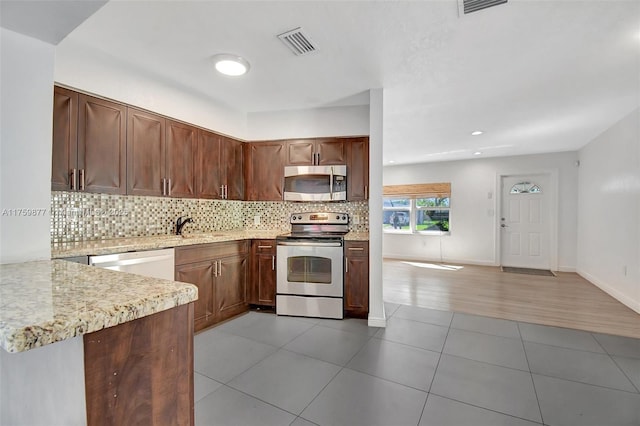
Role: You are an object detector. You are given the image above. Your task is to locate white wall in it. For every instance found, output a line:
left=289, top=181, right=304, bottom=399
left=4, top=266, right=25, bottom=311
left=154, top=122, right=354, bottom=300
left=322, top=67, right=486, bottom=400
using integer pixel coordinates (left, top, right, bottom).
left=54, top=38, right=248, bottom=139
left=368, top=89, right=385, bottom=327
left=577, top=108, right=640, bottom=313
left=383, top=151, right=579, bottom=270
left=0, top=29, right=54, bottom=263
left=246, top=105, right=370, bottom=140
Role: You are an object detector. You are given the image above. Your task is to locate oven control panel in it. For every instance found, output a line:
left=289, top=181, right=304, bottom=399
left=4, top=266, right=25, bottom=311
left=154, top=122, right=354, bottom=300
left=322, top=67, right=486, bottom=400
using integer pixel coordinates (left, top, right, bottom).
left=290, top=212, right=349, bottom=225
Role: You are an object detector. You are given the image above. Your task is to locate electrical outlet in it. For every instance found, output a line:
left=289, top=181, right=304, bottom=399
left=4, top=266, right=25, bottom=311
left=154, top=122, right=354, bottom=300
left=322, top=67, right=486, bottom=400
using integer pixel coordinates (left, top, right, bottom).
left=254, top=215, right=260, bottom=226
left=353, top=215, right=360, bottom=224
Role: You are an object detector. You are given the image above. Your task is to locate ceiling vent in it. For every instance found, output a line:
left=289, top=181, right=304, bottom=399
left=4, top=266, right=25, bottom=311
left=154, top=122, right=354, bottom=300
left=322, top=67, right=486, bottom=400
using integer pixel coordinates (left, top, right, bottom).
left=277, top=27, right=317, bottom=56
left=458, top=0, right=507, bottom=15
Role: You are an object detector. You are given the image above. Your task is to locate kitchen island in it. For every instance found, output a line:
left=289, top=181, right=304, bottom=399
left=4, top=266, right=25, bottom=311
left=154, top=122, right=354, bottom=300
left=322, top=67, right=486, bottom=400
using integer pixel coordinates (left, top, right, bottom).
left=0, top=260, right=198, bottom=425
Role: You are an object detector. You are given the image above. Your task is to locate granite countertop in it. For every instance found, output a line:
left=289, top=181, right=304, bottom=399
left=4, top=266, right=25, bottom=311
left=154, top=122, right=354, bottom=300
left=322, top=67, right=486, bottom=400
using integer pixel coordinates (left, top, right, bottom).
left=0, top=260, right=198, bottom=353
left=52, top=229, right=369, bottom=258
left=344, top=231, right=369, bottom=241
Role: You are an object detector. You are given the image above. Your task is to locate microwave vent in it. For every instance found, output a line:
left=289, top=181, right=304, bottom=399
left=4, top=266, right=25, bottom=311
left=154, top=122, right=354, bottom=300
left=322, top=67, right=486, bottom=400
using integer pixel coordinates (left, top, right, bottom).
left=277, top=27, right=317, bottom=56
left=458, top=0, right=507, bottom=15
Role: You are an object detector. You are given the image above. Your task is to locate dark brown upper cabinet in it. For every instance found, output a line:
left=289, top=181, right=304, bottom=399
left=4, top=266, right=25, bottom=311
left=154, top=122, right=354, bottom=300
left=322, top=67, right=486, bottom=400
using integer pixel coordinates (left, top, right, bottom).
left=126, top=108, right=196, bottom=198
left=52, top=86, right=78, bottom=191
left=286, top=138, right=346, bottom=166
left=197, top=130, right=244, bottom=200
left=166, top=120, right=197, bottom=198
left=126, top=108, right=165, bottom=196
left=244, top=142, right=286, bottom=201
left=52, top=87, right=126, bottom=194
left=346, top=137, right=369, bottom=201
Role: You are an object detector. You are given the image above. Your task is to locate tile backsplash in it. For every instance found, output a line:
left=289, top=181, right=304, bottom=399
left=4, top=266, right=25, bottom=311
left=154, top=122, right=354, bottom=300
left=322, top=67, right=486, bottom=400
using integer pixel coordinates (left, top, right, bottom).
left=51, top=192, right=369, bottom=243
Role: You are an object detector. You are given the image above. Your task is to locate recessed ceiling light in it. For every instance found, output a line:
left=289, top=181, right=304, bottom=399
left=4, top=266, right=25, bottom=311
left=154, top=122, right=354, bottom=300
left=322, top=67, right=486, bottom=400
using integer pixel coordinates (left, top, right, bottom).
left=213, top=54, right=250, bottom=76
left=473, top=151, right=482, bottom=156
left=388, top=160, right=396, bottom=163
left=471, top=131, right=484, bottom=136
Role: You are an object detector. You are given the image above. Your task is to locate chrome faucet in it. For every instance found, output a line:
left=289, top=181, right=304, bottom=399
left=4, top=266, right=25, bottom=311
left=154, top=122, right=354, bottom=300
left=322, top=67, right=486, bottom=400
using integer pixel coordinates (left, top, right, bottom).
left=176, top=216, right=193, bottom=235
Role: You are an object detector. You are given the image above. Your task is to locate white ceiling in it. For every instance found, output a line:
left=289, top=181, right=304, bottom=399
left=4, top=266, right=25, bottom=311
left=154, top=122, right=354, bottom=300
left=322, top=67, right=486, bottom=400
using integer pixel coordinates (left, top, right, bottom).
left=7, top=0, right=640, bottom=165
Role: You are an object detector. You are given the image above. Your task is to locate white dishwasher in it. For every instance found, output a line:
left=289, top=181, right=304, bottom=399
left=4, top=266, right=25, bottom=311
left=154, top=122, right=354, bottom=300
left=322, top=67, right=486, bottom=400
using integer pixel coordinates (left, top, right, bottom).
left=89, top=248, right=175, bottom=280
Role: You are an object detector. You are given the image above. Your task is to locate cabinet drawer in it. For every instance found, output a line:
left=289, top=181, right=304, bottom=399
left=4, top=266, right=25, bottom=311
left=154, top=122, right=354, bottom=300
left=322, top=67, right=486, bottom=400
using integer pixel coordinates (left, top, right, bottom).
left=253, top=240, right=276, bottom=253
left=175, top=240, right=248, bottom=265
left=345, top=241, right=368, bottom=256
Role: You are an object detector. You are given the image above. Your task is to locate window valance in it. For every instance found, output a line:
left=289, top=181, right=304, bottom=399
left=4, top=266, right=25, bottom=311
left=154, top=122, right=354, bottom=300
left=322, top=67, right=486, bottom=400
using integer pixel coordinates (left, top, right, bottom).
left=383, top=183, right=451, bottom=198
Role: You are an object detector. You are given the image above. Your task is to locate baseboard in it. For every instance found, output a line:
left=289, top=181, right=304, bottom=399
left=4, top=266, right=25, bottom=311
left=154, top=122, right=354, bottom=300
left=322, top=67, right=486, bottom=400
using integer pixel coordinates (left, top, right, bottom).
left=558, top=266, right=576, bottom=273
left=578, top=270, right=640, bottom=314
left=383, top=254, right=497, bottom=267
left=367, top=315, right=387, bottom=328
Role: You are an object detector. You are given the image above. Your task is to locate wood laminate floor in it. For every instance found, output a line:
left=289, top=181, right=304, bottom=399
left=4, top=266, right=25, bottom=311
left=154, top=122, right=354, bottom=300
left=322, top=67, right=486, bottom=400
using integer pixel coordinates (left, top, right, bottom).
left=383, top=258, right=640, bottom=339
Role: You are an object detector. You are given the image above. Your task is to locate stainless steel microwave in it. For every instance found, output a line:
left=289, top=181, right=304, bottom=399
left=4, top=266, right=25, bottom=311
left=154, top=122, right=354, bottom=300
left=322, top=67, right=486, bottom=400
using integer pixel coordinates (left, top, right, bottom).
left=283, top=165, right=347, bottom=201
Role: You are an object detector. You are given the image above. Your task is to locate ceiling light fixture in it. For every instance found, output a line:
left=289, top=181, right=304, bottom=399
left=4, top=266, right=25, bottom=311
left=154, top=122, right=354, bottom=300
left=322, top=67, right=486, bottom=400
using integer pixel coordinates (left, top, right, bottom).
left=473, top=151, right=482, bottom=156
left=213, top=54, right=250, bottom=76
left=388, top=160, right=396, bottom=164
left=471, top=130, right=484, bottom=136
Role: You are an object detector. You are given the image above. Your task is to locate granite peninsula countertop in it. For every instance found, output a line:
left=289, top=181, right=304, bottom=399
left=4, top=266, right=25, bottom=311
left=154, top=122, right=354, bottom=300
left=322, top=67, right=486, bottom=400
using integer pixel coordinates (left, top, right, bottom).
left=0, top=260, right=198, bottom=353
left=52, top=229, right=369, bottom=258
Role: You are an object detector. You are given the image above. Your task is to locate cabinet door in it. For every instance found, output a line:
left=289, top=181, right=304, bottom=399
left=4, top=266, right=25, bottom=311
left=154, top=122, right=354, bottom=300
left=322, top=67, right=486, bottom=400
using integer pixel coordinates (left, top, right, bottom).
left=51, top=86, right=78, bottom=191
left=286, top=140, right=315, bottom=165
left=166, top=120, right=197, bottom=198
left=245, top=142, right=286, bottom=201
left=77, top=94, right=127, bottom=194
left=196, top=130, right=222, bottom=199
left=222, top=136, right=244, bottom=200
left=316, top=139, right=346, bottom=165
left=249, top=240, right=276, bottom=306
left=127, top=108, right=166, bottom=196
left=344, top=241, right=369, bottom=318
left=175, top=260, right=214, bottom=331
left=216, top=254, right=248, bottom=322
left=347, top=137, right=369, bottom=201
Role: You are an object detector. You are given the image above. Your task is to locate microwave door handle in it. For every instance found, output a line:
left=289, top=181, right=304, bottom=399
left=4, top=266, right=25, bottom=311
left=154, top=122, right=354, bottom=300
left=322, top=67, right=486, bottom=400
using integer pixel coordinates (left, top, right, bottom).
left=329, top=167, right=333, bottom=200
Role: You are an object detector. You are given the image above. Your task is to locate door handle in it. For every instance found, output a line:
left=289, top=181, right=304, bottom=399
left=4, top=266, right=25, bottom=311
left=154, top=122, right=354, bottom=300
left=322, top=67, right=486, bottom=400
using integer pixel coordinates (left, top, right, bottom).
left=70, top=169, right=77, bottom=190
left=501, top=224, right=508, bottom=228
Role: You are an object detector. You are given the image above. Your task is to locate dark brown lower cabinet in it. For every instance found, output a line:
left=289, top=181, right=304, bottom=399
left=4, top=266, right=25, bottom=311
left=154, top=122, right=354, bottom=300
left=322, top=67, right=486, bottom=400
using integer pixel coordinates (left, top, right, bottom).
left=249, top=240, right=276, bottom=307
left=344, top=241, right=369, bottom=318
left=84, top=303, right=194, bottom=426
left=175, top=241, right=249, bottom=332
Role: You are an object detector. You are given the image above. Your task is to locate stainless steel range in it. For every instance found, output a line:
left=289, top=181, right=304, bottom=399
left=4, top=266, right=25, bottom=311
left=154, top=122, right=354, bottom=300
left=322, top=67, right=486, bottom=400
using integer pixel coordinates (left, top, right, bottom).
left=276, top=212, right=349, bottom=319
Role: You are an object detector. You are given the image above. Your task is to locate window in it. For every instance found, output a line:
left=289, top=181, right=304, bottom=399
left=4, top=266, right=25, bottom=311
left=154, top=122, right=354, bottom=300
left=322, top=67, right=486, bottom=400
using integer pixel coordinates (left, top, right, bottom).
left=510, top=182, right=541, bottom=194
left=383, top=183, right=451, bottom=235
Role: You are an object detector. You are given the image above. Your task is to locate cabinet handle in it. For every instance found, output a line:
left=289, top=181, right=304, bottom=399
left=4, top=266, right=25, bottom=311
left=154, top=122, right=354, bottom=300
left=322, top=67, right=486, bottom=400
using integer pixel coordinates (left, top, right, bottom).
left=258, top=245, right=272, bottom=249
left=167, top=178, right=172, bottom=196
left=365, top=185, right=368, bottom=199
left=272, top=255, right=275, bottom=270
left=348, top=247, right=364, bottom=251
left=70, top=169, right=77, bottom=190
left=220, top=185, right=224, bottom=199
left=345, top=258, right=348, bottom=273
left=161, top=178, right=166, bottom=196
left=79, top=169, right=85, bottom=191
left=218, top=260, right=222, bottom=277
left=224, top=184, right=228, bottom=199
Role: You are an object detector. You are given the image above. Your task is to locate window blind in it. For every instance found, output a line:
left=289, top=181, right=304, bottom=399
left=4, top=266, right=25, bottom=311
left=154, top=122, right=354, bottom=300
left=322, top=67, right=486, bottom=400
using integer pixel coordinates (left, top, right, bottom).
left=383, top=183, right=451, bottom=198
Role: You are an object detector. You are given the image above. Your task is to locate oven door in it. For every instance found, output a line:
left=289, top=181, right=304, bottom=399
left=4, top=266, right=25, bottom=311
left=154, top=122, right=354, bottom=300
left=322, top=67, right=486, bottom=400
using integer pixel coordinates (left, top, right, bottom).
left=276, top=240, right=343, bottom=297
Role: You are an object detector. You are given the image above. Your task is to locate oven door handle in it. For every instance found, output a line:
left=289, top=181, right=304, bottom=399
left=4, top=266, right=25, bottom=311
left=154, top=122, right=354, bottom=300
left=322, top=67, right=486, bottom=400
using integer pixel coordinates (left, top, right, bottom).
left=277, top=241, right=342, bottom=247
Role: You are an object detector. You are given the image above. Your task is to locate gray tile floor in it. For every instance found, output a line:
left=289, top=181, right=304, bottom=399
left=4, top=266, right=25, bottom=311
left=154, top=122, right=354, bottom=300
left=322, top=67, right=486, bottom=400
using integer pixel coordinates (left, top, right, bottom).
left=194, top=303, right=640, bottom=426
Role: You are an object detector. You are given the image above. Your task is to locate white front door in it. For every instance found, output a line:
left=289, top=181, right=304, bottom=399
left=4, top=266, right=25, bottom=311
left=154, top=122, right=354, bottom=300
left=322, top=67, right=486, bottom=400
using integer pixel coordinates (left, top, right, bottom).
left=500, top=174, right=551, bottom=269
